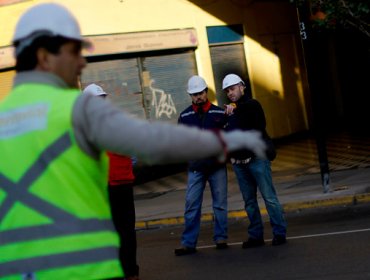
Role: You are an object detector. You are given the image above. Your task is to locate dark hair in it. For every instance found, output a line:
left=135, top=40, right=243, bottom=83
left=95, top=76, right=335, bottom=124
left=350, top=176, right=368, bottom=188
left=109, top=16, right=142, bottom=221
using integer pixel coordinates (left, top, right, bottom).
left=14, top=35, right=72, bottom=72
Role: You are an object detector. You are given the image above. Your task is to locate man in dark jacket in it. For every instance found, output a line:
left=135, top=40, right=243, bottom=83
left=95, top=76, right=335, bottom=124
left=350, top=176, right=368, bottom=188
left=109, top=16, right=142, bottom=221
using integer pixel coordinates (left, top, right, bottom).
left=175, top=75, right=228, bottom=256
left=223, top=74, right=287, bottom=248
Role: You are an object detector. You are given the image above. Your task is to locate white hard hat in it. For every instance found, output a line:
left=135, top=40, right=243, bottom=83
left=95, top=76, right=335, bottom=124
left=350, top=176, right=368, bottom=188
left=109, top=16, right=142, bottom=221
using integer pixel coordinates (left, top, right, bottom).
left=83, top=84, right=108, bottom=96
left=13, top=3, right=90, bottom=55
left=187, top=75, right=208, bottom=94
left=222, top=74, right=245, bottom=90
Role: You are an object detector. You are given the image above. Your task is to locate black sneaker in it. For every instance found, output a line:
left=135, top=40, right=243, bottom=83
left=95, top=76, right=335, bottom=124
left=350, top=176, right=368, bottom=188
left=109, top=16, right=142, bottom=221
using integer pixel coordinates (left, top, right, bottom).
left=272, top=235, right=287, bottom=246
left=174, top=246, right=197, bottom=256
left=242, top=238, right=265, bottom=249
left=215, top=241, right=228, bottom=250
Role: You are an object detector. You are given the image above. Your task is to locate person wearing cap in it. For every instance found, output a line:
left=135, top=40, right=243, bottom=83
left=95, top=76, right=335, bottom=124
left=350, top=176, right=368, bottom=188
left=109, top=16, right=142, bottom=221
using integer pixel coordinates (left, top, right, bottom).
left=83, top=84, right=140, bottom=280
left=0, top=3, right=267, bottom=279
left=174, top=75, right=229, bottom=256
left=222, top=74, right=287, bottom=248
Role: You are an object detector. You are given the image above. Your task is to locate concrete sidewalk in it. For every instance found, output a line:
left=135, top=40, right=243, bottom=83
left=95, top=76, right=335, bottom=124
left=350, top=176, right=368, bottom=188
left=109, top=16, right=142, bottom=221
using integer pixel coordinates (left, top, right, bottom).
left=133, top=165, right=370, bottom=230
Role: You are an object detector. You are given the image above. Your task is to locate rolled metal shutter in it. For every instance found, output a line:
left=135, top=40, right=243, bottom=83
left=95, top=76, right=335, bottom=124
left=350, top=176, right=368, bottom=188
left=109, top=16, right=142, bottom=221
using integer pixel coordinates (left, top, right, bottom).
left=80, top=59, right=145, bottom=119
left=140, top=51, right=197, bottom=123
left=209, top=43, right=251, bottom=106
left=80, top=50, right=197, bottom=123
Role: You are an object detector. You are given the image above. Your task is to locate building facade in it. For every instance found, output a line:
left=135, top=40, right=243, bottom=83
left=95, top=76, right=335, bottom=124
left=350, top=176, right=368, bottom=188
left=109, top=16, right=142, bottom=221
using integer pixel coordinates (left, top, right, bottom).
left=0, top=0, right=311, bottom=138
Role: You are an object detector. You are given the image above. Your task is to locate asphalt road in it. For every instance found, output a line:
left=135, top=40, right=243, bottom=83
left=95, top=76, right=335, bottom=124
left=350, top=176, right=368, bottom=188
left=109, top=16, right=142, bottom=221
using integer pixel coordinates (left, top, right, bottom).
left=136, top=204, right=370, bottom=280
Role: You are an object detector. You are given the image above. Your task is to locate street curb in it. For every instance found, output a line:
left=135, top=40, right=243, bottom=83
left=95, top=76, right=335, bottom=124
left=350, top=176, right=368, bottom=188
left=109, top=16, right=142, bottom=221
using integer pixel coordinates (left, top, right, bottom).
left=135, top=192, right=370, bottom=230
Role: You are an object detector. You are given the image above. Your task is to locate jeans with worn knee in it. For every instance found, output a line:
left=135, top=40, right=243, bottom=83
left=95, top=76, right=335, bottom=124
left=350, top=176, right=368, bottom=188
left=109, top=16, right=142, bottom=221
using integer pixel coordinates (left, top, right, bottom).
left=232, top=159, right=286, bottom=239
left=181, top=166, right=228, bottom=248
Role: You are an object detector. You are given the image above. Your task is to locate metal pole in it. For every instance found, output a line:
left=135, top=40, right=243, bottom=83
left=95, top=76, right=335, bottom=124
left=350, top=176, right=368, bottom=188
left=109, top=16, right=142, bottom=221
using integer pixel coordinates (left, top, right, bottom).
left=294, top=0, right=331, bottom=193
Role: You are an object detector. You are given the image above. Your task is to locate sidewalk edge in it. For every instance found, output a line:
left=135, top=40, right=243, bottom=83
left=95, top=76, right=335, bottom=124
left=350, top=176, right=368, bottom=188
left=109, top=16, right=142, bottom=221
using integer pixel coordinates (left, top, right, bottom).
left=135, top=193, right=370, bottom=230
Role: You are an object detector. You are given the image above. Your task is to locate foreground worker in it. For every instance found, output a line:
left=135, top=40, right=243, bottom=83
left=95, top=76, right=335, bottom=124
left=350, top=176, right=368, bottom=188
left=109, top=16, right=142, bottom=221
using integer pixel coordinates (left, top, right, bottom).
left=0, top=3, right=266, bottom=280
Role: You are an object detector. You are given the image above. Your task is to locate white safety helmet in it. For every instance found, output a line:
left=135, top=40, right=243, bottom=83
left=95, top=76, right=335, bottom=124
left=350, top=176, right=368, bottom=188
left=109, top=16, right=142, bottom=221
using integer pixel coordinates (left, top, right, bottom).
left=222, top=74, right=245, bottom=90
left=12, top=3, right=90, bottom=56
left=187, top=75, right=208, bottom=94
left=83, top=84, right=107, bottom=97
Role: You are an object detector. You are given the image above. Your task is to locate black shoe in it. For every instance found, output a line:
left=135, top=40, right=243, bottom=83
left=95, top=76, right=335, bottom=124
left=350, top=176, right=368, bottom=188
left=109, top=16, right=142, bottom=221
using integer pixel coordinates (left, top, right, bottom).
left=174, top=246, right=197, bottom=256
left=242, top=238, right=265, bottom=249
left=272, top=235, right=287, bottom=246
left=216, top=241, right=228, bottom=250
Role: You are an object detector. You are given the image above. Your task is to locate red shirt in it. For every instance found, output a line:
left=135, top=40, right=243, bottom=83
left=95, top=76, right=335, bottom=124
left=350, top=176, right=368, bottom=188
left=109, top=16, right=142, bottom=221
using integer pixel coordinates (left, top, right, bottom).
left=107, top=152, right=135, bottom=186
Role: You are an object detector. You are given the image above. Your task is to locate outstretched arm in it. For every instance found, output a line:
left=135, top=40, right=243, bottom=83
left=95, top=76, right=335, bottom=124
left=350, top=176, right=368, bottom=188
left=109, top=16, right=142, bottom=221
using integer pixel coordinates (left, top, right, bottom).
left=73, top=94, right=266, bottom=165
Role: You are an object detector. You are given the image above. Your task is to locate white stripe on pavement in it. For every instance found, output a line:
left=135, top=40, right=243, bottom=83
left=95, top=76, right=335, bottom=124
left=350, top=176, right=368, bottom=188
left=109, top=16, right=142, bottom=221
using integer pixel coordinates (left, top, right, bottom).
left=197, top=228, right=370, bottom=249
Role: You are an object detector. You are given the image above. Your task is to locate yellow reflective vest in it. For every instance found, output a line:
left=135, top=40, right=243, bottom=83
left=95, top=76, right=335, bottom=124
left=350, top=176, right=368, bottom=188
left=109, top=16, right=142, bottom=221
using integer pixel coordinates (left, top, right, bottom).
left=0, top=83, right=124, bottom=279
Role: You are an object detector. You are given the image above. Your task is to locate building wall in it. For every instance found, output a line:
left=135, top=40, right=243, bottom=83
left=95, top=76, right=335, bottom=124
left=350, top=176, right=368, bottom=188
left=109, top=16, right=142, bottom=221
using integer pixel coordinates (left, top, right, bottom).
left=0, top=0, right=310, bottom=138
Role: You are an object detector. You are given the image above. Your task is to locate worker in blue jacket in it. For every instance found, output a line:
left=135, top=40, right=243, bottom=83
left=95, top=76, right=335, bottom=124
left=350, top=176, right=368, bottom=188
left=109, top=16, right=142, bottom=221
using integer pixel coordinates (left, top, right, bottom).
left=175, top=75, right=229, bottom=256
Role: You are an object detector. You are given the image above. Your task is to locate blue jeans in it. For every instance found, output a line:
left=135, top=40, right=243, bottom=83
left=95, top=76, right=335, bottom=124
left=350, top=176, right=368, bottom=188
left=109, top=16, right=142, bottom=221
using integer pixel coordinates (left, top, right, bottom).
left=232, top=159, right=286, bottom=239
left=181, top=167, right=228, bottom=248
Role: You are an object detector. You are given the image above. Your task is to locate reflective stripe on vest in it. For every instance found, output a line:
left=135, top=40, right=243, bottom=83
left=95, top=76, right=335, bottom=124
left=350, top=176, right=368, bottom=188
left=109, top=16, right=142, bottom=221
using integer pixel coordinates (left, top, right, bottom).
left=0, top=84, right=123, bottom=279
